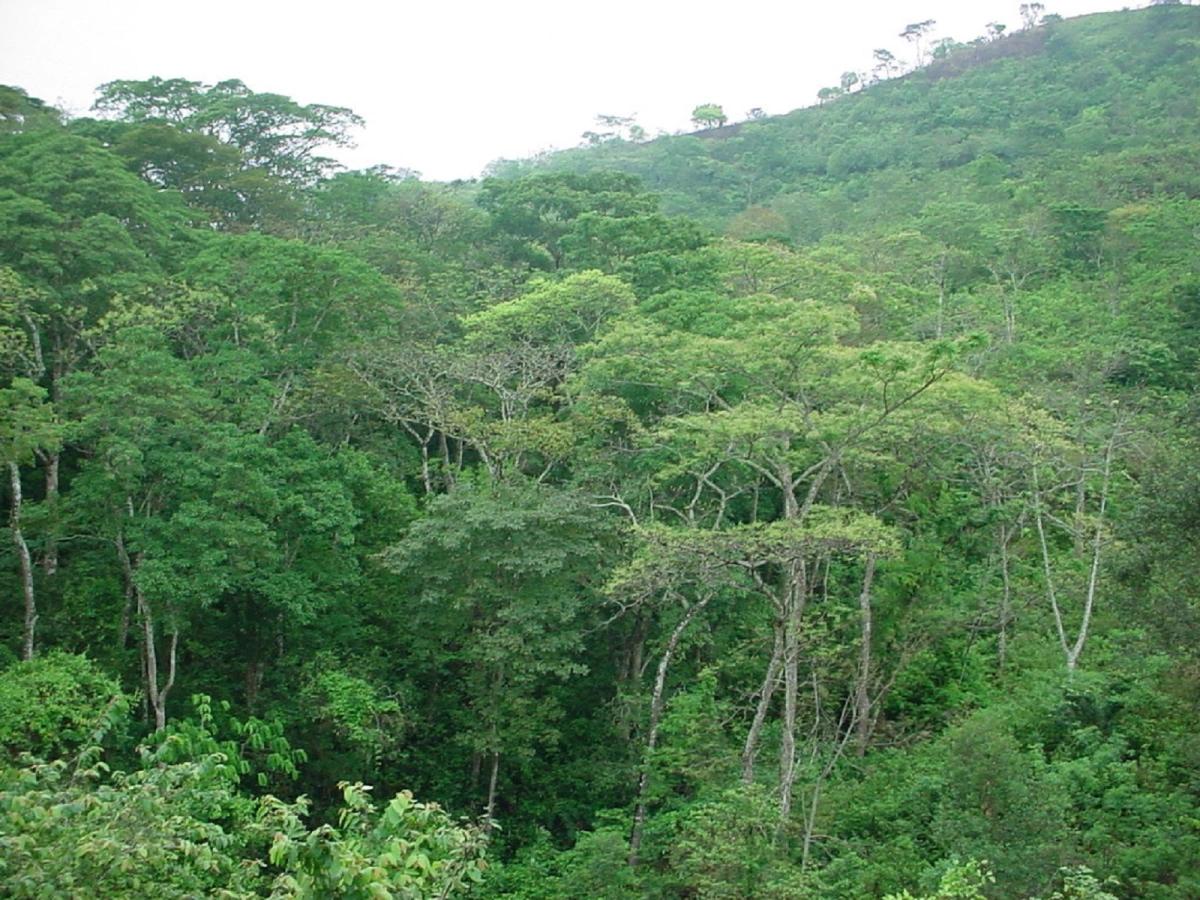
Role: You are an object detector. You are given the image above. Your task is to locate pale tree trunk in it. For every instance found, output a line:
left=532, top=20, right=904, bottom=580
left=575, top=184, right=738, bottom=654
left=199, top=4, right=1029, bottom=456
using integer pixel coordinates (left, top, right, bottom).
left=1003, top=293, right=1017, bottom=344
left=777, top=460, right=817, bottom=827
left=802, top=777, right=824, bottom=867
left=854, top=555, right=878, bottom=757
left=934, top=251, right=948, bottom=339
left=1033, top=425, right=1119, bottom=674
left=483, top=669, right=503, bottom=835
left=1033, top=465, right=1072, bottom=662
left=10, top=462, right=37, bottom=660
left=778, top=559, right=808, bottom=826
left=741, top=620, right=784, bottom=783
left=628, top=593, right=712, bottom=867
left=134, top=565, right=177, bottom=731
left=483, top=747, right=500, bottom=834
left=1067, top=430, right=1116, bottom=672
left=38, top=450, right=59, bottom=576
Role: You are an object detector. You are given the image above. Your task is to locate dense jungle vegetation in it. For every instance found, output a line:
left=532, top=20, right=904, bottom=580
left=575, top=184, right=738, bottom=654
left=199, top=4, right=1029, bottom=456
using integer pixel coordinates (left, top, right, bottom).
left=1, top=4, right=1199, bottom=897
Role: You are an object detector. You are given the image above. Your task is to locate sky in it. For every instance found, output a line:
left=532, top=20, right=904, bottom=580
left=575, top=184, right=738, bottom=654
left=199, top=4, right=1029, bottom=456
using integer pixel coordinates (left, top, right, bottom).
left=1, top=0, right=1134, bottom=181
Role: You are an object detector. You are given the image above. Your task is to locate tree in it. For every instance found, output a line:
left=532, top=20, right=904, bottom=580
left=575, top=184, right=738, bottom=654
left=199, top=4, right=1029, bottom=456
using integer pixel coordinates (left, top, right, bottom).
left=690, top=104, right=728, bottom=130
left=931, top=38, right=961, bottom=61
left=1030, top=412, right=1126, bottom=673
left=0, top=131, right=182, bottom=583
left=379, top=481, right=613, bottom=829
left=872, top=49, right=900, bottom=80
left=900, top=20, right=937, bottom=66
left=1020, top=3, right=1047, bottom=29
left=585, top=114, right=645, bottom=145
left=0, top=86, right=61, bottom=133
left=93, top=77, right=363, bottom=184
left=478, top=172, right=656, bottom=270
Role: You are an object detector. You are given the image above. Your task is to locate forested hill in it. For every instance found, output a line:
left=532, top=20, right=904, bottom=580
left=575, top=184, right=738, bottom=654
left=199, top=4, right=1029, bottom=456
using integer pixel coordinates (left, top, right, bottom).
left=1, top=3, right=1200, bottom=899
left=493, top=4, right=1200, bottom=236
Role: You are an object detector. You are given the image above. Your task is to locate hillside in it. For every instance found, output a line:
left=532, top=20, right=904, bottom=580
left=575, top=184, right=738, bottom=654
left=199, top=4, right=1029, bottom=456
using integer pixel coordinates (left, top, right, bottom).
left=498, top=5, right=1200, bottom=238
left=1, top=5, right=1199, bottom=899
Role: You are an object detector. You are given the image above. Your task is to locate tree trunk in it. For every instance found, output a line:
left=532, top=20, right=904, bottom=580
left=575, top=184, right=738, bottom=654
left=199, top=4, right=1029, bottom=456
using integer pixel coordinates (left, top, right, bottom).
left=1067, top=429, right=1116, bottom=672
left=741, top=621, right=784, bottom=783
left=137, top=573, right=176, bottom=731
left=10, top=462, right=37, bottom=661
left=854, top=554, right=878, bottom=757
left=801, top=777, right=824, bottom=867
left=484, top=750, right=500, bottom=833
left=628, top=593, right=712, bottom=867
left=245, top=659, right=265, bottom=712
left=40, top=450, right=59, bottom=576
left=1033, top=466, right=1071, bottom=661
left=469, top=750, right=482, bottom=791
left=483, top=666, right=503, bottom=835
left=778, top=559, right=808, bottom=826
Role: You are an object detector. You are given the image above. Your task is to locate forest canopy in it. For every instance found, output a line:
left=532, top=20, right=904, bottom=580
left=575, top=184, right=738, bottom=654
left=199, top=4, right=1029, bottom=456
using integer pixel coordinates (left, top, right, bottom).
left=1, top=4, right=1199, bottom=898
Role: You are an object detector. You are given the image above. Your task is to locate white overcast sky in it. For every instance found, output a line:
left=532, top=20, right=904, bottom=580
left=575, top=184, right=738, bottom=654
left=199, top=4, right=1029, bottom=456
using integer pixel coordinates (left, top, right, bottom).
left=1, top=0, right=1134, bottom=181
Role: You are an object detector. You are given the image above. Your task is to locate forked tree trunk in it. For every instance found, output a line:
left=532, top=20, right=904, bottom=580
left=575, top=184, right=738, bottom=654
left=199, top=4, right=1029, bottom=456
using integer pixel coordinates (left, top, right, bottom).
left=1033, top=425, right=1119, bottom=674
left=132, top=560, right=176, bottom=731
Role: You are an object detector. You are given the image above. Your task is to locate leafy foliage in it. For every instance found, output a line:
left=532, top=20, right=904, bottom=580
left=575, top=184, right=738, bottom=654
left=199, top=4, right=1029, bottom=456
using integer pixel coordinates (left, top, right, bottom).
left=1, top=6, right=1199, bottom=896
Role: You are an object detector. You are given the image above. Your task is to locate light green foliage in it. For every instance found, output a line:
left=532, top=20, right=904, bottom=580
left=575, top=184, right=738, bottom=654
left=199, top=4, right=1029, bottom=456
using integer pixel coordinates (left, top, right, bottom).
left=301, top=665, right=405, bottom=776
left=1041, top=867, right=1119, bottom=900
left=0, top=748, right=266, bottom=898
left=0, top=694, right=279, bottom=897
left=0, top=378, right=60, bottom=466
left=153, top=694, right=307, bottom=790
left=690, top=104, right=728, bottom=130
left=264, top=783, right=487, bottom=899
left=464, top=270, right=635, bottom=348
left=0, top=653, right=125, bottom=759
left=886, top=860, right=995, bottom=900
left=0, top=693, right=472, bottom=898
